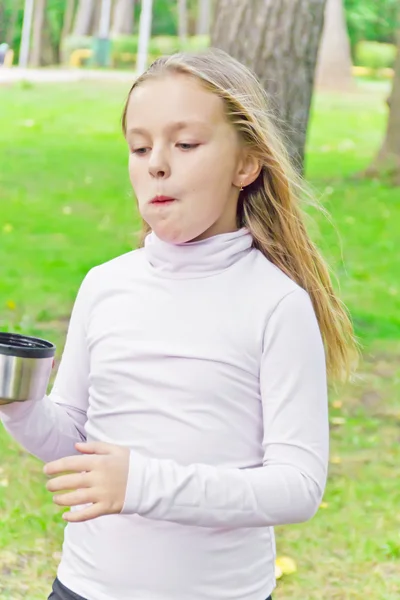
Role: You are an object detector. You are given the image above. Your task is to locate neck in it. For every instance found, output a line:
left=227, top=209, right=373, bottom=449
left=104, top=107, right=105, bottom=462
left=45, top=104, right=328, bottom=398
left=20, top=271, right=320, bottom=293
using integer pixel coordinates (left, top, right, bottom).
left=143, top=228, right=253, bottom=279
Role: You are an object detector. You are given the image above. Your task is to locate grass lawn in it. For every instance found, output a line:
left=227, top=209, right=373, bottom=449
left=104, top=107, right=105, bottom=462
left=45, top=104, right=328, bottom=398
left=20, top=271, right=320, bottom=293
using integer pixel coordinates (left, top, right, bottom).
left=0, top=77, right=399, bottom=599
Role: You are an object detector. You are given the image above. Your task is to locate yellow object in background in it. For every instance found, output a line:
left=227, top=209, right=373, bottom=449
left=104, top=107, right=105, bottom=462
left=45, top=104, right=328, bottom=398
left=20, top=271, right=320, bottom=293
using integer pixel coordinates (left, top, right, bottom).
left=6, top=300, right=16, bottom=311
left=4, top=49, right=14, bottom=67
left=69, top=48, right=93, bottom=68
left=275, top=556, right=298, bottom=579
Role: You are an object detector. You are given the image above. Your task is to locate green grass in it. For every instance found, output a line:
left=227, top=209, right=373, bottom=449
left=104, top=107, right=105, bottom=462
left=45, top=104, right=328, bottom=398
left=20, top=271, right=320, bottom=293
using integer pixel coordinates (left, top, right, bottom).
left=0, top=78, right=399, bottom=599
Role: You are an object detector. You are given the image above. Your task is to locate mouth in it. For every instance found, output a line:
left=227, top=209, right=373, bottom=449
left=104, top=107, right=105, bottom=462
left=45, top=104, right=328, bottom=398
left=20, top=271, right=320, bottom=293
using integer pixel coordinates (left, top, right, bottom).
left=150, top=195, right=176, bottom=205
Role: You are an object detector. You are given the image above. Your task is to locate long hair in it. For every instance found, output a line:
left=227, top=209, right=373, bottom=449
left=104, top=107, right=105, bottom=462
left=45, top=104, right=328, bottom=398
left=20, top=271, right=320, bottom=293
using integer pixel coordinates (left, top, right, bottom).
left=121, top=48, right=359, bottom=385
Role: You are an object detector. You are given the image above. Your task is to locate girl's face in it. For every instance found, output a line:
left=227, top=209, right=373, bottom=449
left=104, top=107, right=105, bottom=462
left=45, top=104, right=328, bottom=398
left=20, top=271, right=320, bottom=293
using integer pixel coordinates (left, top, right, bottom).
left=125, top=73, right=250, bottom=243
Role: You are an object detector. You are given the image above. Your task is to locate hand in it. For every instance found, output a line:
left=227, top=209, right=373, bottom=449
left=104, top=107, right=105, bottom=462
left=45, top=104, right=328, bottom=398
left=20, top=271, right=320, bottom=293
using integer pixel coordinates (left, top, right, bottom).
left=43, top=442, right=130, bottom=523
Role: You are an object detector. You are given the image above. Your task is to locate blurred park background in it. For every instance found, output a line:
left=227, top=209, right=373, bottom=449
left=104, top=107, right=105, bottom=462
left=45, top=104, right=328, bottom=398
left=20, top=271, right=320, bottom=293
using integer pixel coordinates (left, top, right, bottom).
left=0, top=1, right=399, bottom=598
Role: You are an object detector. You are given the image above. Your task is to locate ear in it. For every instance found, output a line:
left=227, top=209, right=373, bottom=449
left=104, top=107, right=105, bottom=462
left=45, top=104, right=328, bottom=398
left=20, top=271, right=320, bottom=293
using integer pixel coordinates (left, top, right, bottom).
left=233, top=150, right=261, bottom=189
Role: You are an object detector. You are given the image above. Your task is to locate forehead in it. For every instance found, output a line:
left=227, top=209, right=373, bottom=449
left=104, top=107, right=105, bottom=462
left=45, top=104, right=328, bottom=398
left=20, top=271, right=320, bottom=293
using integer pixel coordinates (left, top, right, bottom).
left=125, top=73, right=228, bottom=129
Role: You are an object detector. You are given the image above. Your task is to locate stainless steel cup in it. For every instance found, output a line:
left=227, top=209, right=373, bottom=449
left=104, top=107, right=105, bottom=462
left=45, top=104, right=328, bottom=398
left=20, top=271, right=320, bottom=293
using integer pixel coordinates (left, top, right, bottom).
left=0, top=332, right=56, bottom=405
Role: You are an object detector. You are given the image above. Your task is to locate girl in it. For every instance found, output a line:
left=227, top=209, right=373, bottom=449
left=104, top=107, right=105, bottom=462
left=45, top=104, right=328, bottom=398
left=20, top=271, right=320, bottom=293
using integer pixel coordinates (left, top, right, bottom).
left=0, top=48, right=357, bottom=600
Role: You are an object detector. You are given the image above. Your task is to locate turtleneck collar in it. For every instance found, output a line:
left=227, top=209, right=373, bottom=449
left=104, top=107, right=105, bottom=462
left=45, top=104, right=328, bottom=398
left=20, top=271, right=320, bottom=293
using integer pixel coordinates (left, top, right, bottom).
left=143, top=227, right=253, bottom=278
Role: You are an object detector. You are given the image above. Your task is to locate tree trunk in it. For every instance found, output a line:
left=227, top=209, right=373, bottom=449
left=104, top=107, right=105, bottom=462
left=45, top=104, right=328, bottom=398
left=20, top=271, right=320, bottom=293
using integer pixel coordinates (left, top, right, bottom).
left=211, top=0, right=327, bottom=174
left=315, top=0, right=354, bottom=91
left=91, top=0, right=103, bottom=35
left=137, top=0, right=153, bottom=74
left=366, top=31, right=400, bottom=185
left=19, top=0, right=35, bottom=67
left=196, top=0, right=210, bottom=35
left=41, top=12, right=59, bottom=66
left=60, top=0, right=77, bottom=63
left=30, top=0, right=46, bottom=66
left=178, top=0, right=188, bottom=42
left=3, top=0, right=20, bottom=46
left=0, top=1, right=5, bottom=43
left=112, top=0, right=135, bottom=36
left=73, top=0, right=96, bottom=35
left=62, top=0, right=77, bottom=42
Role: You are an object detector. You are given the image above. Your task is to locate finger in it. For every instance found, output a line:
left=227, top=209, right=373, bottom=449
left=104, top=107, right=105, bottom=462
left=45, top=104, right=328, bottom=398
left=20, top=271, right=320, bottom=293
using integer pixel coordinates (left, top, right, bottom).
left=46, top=472, right=89, bottom=493
left=75, top=441, right=114, bottom=455
left=53, top=489, right=93, bottom=508
left=43, top=455, right=93, bottom=476
left=62, top=503, right=103, bottom=523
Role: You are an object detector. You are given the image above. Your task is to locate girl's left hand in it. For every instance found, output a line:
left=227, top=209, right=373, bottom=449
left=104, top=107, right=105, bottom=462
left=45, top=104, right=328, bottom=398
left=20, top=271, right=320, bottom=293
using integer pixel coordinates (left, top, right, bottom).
left=43, top=442, right=130, bottom=523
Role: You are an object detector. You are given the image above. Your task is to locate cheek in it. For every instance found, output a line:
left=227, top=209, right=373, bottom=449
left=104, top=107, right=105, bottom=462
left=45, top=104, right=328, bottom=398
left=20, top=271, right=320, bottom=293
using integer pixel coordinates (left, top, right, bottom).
left=128, top=158, right=138, bottom=185
left=186, top=156, right=232, bottom=192
left=197, top=166, right=232, bottom=196
left=128, top=161, right=148, bottom=206
left=201, top=147, right=236, bottom=182
left=128, top=161, right=146, bottom=212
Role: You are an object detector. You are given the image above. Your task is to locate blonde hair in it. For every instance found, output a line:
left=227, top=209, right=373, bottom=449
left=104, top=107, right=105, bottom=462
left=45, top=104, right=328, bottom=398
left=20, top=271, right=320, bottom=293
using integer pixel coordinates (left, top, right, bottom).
left=121, top=48, right=359, bottom=385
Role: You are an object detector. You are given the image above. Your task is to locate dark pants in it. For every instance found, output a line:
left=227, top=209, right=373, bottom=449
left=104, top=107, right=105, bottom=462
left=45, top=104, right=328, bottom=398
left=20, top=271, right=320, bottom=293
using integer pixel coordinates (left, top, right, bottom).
left=48, top=577, right=272, bottom=599
left=48, top=578, right=86, bottom=600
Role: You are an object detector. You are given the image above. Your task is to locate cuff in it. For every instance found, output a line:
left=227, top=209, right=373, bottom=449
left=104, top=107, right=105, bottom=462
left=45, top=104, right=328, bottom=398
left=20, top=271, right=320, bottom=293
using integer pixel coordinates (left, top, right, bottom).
left=120, top=450, right=149, bottom=515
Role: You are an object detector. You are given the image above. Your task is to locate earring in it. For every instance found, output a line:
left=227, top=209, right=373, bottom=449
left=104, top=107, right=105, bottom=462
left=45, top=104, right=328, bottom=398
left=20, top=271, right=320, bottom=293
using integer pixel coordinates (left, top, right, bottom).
left=239, top=182, right=244, bottom=191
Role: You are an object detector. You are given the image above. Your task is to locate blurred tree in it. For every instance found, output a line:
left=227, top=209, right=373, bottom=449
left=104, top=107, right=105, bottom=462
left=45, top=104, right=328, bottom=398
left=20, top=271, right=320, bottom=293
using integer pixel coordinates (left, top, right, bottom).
left=344, top=0, right=399, bottom=56
left=0, top=1, right=7, bottom=42
left=44, top=0, right=75, bottom=64
left=61, top=0, right=77, bottom=44
left=73, top=0, right=96, bottom=35
left=111, top=0, right=135, bottom=36
left=367, top=25, right=400, bottom=184
left=316, top=0, right=354, bottom=90
left=30, top=0, right=46, bottom=66
left=137, top=0, right=176, bottom=36
left=178, top=0, right=188, bottom=42
left=211, top=0, right=327, bottom=173
left=137, top=0, right=153, bottom=73
left=0, top=0, right=22, bottom=47
left=196, top=0, right=210, bottom=35
left=3, top=0, right=399, bottom=66
left=19, top=0, right=34, bottom=66
left=29, top=0, right=75, bottom=65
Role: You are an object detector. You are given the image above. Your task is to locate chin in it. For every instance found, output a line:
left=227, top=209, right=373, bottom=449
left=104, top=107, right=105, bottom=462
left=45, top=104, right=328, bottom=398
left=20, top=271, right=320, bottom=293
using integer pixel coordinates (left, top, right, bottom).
left=152, top=222, right=205, bottom=245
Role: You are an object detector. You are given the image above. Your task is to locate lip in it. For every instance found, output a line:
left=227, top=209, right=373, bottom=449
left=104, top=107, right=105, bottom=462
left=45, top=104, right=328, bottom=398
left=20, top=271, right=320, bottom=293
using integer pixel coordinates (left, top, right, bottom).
left=150, top=195, right=176, bottom=204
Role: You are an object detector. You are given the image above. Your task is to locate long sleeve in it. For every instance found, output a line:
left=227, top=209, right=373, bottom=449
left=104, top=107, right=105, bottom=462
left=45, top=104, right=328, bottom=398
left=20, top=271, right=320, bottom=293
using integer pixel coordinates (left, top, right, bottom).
left=121, top=288, right=329, bottom=528
left=0, top=272, right=93, bottom=464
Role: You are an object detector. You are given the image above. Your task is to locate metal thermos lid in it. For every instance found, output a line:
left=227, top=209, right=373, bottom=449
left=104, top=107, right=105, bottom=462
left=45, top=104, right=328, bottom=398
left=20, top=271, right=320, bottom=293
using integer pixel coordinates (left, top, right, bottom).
left=0, top=332, right=56, bottom=359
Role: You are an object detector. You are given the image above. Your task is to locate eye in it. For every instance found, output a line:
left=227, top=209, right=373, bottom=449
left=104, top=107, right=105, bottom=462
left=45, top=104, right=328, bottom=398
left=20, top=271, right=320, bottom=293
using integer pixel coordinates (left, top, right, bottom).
left=131, top=147, right=148, bottom=155
left=177, top=143, right=199, bottom=151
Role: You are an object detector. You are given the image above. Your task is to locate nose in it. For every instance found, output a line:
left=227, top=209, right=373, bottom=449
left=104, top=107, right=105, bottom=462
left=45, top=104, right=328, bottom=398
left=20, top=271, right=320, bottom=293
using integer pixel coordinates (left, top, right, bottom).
left=148, top=147, right=171, bottom=179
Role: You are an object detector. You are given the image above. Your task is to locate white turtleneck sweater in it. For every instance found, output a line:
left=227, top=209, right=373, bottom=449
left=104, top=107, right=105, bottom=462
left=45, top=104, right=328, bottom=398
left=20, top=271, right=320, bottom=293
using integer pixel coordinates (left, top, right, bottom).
left=0, top=228, right=329, bottom=600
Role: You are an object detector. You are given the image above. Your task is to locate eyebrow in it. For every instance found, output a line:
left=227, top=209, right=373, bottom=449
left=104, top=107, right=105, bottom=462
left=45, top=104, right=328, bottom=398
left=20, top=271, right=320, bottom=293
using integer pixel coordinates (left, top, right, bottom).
left=126, top=120, right=211, bottom=136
